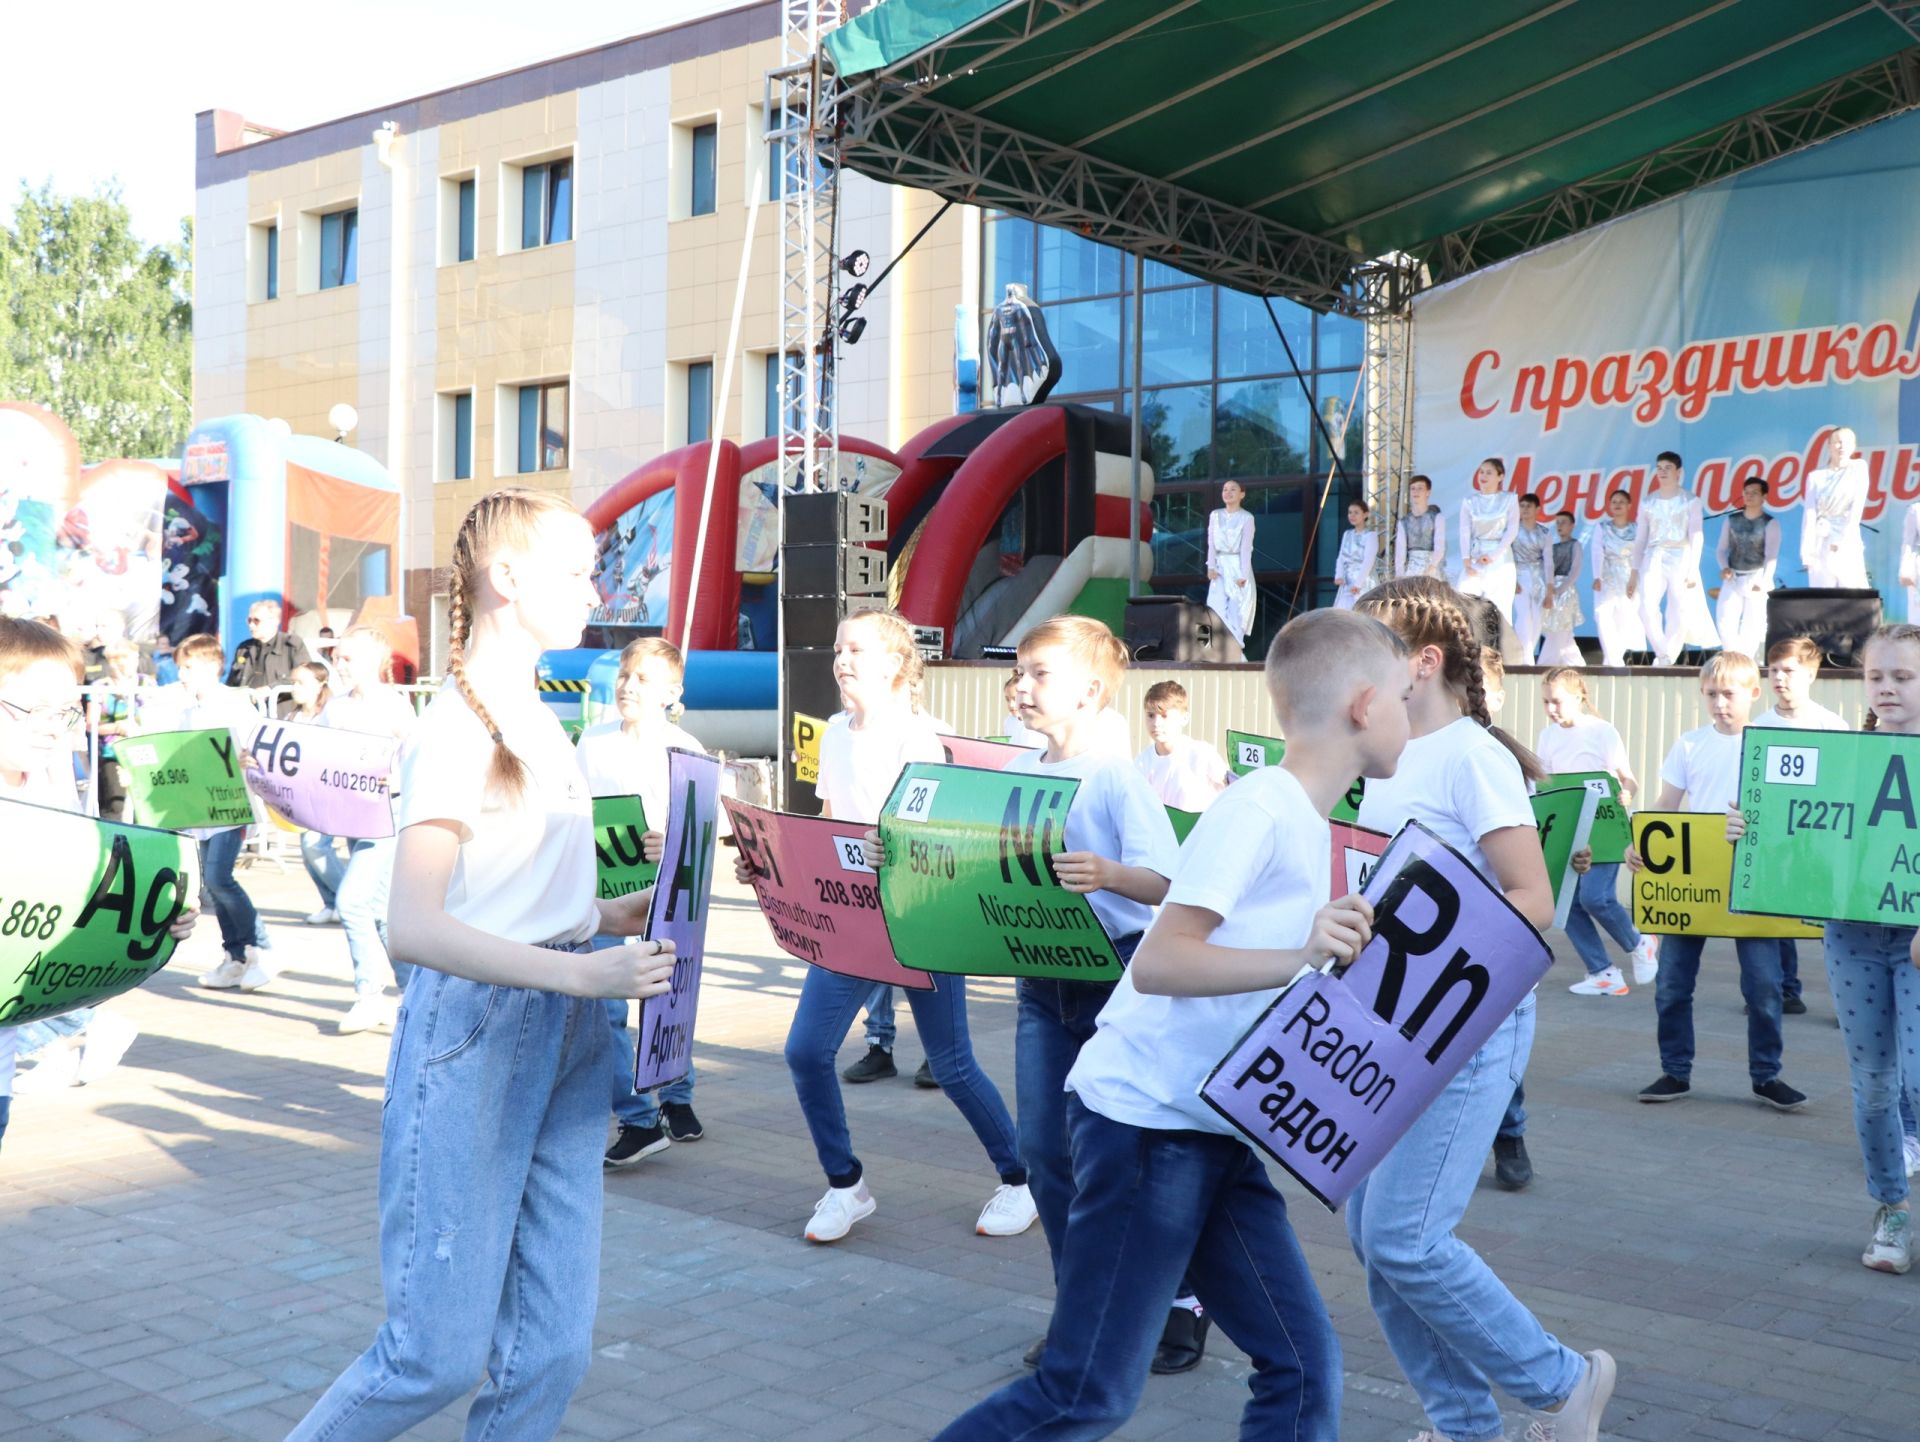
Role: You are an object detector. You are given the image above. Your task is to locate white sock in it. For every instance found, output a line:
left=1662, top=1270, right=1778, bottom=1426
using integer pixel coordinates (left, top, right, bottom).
left=1172, top=1295, right=1201, bottom=1314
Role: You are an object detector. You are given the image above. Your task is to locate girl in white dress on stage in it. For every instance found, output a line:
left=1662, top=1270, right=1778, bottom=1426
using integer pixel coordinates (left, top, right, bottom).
left=1510, top=493, right=1556, bottom=659
left=1394, top=474, right=1445, bottom=579
left=1900, top=504, right=1920, bottom=622
left=1632, top=451, right=1719, bottom=665
left=1457, top=458, right=1520, bottom=625
left=1205, top=480, right=1257, bottom=647
left=1591, top=488, right=1647, bottom=667
left=1333, top=499, right=1380, bottom=609
left=1802, top=426, right=1870, bottom=587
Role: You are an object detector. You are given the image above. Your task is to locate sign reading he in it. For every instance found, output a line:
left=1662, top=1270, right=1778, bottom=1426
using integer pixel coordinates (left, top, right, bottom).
left=1201, top=821, right=1553, bottom=1210
left=1636, top=809, right=1823, bottom=938
left=1224, top=729, right=1363, bottom=822
left=238, top=717, right=396, bottom=839
left=877, top=762, right=1123, bottom=981
left=791, top=712, right=824, bottom=787
left=723, top=796, right=934, bottom=989
left=938, top=733, right=1040, bottom=770
left=0, top=800, right=196, bottom=1026
left=1543, top=771, right=1629, bottom=863
left=119, top=727, right=255, bottom=831
left=1531, top=785, right=1600, bottom=931
left=632, top=749, right=723, bottom=1091
left=1732, top=726, right=1920, bottom=926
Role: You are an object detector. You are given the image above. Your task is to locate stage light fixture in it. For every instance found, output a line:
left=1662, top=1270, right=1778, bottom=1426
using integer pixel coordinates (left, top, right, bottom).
left=839, top=315, right=868, bottom=346
left=840, top=250, right=871, bottom=278
left=839, top=283, right=869, bottom=316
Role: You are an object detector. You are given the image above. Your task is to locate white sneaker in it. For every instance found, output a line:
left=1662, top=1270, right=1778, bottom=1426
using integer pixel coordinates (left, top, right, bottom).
left=1568, top=966, right=1629, bottom=997
left=1524, top=1348, right=1616, bottom=1442
left=75, top=1011, right=139, bottom=1085
left=305, top=907, right=341, bottom=926
left=237, top=947, right=276, bottom=992
left=200, top=957, right=247, bottom=989
left=976, top=1182, right=1040, bottom=1237
left=1904, top=1135, right=1920, bottom=1178
left=1864, top=1204, right=1913, bottom=1274
left=338, top=994, right=399, bottom=1035
left=12, top=1042, right=83, bottom=1094
left=805, top=1181, right=876, bottom=1243
left=1631, top=936, right=1661, bottom=985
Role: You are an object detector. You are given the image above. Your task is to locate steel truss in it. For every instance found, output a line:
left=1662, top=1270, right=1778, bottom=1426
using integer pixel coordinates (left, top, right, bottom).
left=1351, top=255, right=1423, bottom=542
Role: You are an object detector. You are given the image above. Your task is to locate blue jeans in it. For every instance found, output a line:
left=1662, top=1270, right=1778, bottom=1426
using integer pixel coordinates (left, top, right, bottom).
left=339, top=837, right=409, bottom=997
left=1654, top=935, right=1783, bottom=1084
left=1779, top=939, right=1802, bottom=1002
left=784, top=965, right=1023, bottom=1188
left=1347, top=997, right=1581, bottom=1442
left=198, top=828, right=258, bottom=962
left=1499, top=1079, right=1526, bottom=1141
left=288, top=949, right=610, bottom=1441
left=933, top=1099, right=1340, bottom=1442
left=1566, top=864, right=1640, bottom=975
left=303, top=832, right=346, bottom=911
left=0, top=1094, right=9, bottom=1152
left=1822, top=923, right=1920, bottom=1206
left=15, top=1011, right=92, bottom=1058
left=863, top=984, right=896, bottom=1050
left=603, top=998, right=693, bottom=1128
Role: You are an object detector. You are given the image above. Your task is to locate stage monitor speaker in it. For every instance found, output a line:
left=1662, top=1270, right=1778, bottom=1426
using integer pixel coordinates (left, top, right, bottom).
left=1123, top=596, right=1245, bottom=664
left=1764, top=588, right=1881, bottom=668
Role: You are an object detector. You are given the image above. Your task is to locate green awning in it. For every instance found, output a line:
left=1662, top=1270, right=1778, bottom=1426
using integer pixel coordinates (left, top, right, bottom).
left=828, top=0, right=1920, bottom=310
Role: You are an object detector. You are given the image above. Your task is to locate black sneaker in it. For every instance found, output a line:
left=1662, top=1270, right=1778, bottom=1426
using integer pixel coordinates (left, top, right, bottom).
left=1638, top=1074, right=1691, bottom=1103
left=605, top=1122, right=670, bottom=1167
left=1753, top=1078, right=1808, bottom=1112
left=1492, top=1135, right=1533, bottom=1190
left=841, top=1045, right=897, bottom=1083
left=1022, top=1336, right=1047, bottom=1368
left=663, top=1101, right=704, bottom=1142
left=1150, top=1306, right=1210, bottom=1375
left=914, top=1059, right=941, bottom=1090
left=1783, top=995, right=1808, bottom=1015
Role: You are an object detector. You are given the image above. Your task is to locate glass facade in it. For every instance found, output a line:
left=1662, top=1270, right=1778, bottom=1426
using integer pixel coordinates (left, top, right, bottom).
left=319, top=208, right=357, bottom=290
left=982, top=214, right=1365, bottom=657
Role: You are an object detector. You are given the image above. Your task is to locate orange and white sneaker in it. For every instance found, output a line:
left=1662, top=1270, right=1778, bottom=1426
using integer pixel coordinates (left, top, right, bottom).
left=1632, top=936, right=1661, bottom=985
left=1569, top=966, right=1629, bottom=997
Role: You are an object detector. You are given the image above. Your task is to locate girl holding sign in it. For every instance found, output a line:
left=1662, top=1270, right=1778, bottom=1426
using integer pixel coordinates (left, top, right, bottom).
left=287, top=489, right=676, bottom=1442
left=1354, top=578, right=1617, bottom=1442
left=766, top=606, right=1033, bottom=1244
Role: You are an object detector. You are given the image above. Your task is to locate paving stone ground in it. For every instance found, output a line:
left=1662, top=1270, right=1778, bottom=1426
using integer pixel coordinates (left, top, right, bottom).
left=3, top=861, right=1917, bottom=1442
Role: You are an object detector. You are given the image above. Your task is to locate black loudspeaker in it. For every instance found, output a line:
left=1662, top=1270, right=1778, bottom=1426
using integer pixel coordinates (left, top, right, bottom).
left=1764, top=588, right=1882, bottom=668
left=1123, top=596, right=1246, bottom=664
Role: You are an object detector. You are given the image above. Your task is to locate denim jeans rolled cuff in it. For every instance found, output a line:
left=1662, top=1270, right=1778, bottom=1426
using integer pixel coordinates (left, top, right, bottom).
left=1654, top=933, right=1784, bottom=1084
left=863, top=984, right=897, bottom=1051
left=1823, top=921, right=1920, bottom=1206
left=1565, top=863, right=1640, bottom=975
left=603, top=998, right=694, bottom=1128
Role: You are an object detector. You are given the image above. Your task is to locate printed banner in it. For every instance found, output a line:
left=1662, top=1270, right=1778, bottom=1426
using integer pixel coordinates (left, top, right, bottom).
left=792, top=711, right=824, bottom=787
left=118, top=727, right=255, bottom=831
left=1544, top=771, right=1629, bottom=864
left=938, top=733, right=1040, bottom=769
left=1224, top=729, right=1364, bottom=822
left=594, top=794, right=658, bottom=897
left=0, top=800, right=196, bottom=1026
left=1531, top=785, right=1600, bottom=931
left=1331, top=821, right=1392, bottom=902
left=1202, top=820, right=1553, bottom=1210
left=1731, top=726, right=1920, bottom=926
left=633, top=749, right=723, bottom=1091
left=237, top=717, right=395, bottom=839
left=1635, top=809, right=1822, bottom=938
left=723, top=797, right=934, bottom=989
left=877, top=763, right=1122, bottom=981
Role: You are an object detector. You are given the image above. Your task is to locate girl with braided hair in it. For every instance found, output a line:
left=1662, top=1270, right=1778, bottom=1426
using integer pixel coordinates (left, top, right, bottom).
left=1347, top=576, right=1618, bottom=1442
left=289, top=489, right=678, bottom=1442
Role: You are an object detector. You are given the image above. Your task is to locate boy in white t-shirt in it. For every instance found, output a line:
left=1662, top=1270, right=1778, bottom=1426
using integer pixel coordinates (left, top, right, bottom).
left=1628, top=653, right=1807, bottom=1111
left=933, top=608, right=1411, bottom=1442
left=1133, top=680, right=1229, bottom=813
left=577, top=638, right=710, bottom=1164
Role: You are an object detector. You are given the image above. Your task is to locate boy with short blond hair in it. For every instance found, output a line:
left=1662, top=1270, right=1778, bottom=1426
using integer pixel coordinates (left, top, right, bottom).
left=1135, top=680, right=1229, bottom=812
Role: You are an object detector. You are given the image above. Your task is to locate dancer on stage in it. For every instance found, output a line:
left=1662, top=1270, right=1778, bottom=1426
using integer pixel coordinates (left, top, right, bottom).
left=1715, top=478, right=1780, bottom=662
left=1458, top=458, right=1520, bottom=626
left=1633, top=452, right=1719, bottom=666
left=1205, top=480, right=1256, bottom=648
left=1395, top=474, right=1445, bottom=579
left=1333, top=499, right=1379, bottom=609
left=1538, top=511, right=1587, bottom=666
left=1801, top=426, right=1869, bottom=587
left=1591, top=489, right=1646, bottom=666
left=1511, top=494, right=1555, bottom=660
left=1901, top=504, right=1920, bottom=621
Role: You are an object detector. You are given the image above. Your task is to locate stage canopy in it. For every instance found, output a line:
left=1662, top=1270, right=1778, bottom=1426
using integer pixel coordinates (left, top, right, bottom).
left=827, top=0, right=1920, bottom=312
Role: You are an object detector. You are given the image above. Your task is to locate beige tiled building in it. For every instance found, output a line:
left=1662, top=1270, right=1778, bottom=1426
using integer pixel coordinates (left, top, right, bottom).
left=193, top=2, right=975, bottom=666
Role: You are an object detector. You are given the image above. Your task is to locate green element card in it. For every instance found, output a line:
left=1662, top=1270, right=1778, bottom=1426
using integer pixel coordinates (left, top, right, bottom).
left=1166, top=805, right=1202, bottom=844
left=1530, top=785, right=1600, bottom=931
left=1732, top=726, right=1920, bottom=925
left=1223, top=729, right=1363, bottom=822
left=1543, top=771, right=1629, bottom=863
left=593, top=794, right=657, bottom=898
left=877, top=763, right=1123, bottom=980
left=0, top=800, right=196, bottom=1026
left=118, top=727, right=255, bottom=831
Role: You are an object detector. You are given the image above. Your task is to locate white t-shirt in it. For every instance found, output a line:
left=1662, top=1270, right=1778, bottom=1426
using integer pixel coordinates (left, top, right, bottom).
left=577, top=718, right=708, bottom=826
left=1661, top=724, right=1745, bottom=810
left=1535, top=713, right=1631, bottom=780
left=1135, top=737, right=1231, bottom=812
left=1358, top=715, right=1534, bottom=877
left=320, top=688, right=418, bottom=745
left=0, top=766, right=81, bottom=1098
left=815, top=708, right=945, bottom=825
left=1004, top=748, right=1177, bottom=939
left=397, top=687, right=597, bottom=947
left=1752, top=702, right=1847, bottom=733
left=1068, top=766, right=1327, bottom=1137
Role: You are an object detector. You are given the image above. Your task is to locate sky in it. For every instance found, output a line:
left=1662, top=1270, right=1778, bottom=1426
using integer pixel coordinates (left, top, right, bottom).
left=1, top=0, right=745, bottom=248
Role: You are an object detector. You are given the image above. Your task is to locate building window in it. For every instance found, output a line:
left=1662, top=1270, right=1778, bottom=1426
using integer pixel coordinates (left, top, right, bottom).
left=521, top=158, right=572, bottom=249
left=319, top=208, right=358, bottom=290
left=457, top=178, right=476, bottom=262
left=514, top=382, right=568, bottom=474
left=686, top=361, right=714, bottom=444
left=437, top=391, right=474, bottom=481
left=763, top=351, right=803, bottom=438
left=264, top=224, right=278, bottom=300
left=690, top=124, right=717, bottom=216
left=249, top=220, right=279, bottom=303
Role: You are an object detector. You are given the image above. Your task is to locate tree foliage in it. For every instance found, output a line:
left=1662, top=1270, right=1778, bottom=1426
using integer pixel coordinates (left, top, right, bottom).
left=0, top=183, right=192, bottom=460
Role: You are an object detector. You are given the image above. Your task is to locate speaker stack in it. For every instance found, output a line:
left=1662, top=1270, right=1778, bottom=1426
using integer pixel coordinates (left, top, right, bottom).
left=1763, top=587, right=1882, bottom=669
